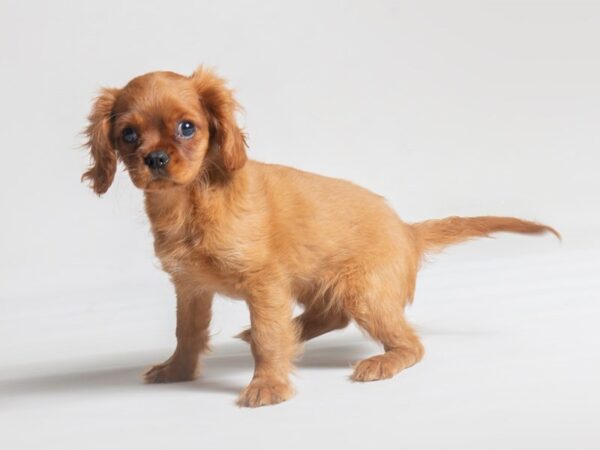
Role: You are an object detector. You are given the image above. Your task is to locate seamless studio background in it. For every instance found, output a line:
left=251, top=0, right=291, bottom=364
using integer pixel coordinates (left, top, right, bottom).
left=1, top=1, right=599, bottom=449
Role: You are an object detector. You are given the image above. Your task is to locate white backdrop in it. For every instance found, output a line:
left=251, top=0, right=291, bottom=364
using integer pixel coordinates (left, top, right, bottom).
left=1, top=1, right=598, bottom=449
left=1, top=0, right=598, bottom=297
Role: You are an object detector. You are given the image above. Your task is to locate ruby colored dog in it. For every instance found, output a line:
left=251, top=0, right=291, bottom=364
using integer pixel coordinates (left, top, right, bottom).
left=83, top=68, right=558, bottom=407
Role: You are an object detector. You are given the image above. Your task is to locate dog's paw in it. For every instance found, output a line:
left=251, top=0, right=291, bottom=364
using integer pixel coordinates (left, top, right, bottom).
left=237, top=378, right=294, bottom=407
left=144, top=359, right=198, bottom=384
left=234, top=328, right=252, bottom=343
left=351, top=355, right=399, bottom=382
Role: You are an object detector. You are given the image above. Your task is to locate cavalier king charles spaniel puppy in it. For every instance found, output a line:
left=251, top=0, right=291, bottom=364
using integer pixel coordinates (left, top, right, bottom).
left=83, top=67, right=558, bottom=407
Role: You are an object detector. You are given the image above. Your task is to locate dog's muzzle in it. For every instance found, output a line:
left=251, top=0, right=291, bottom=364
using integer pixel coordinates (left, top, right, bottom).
left=144, top=150, right=170, bottom=171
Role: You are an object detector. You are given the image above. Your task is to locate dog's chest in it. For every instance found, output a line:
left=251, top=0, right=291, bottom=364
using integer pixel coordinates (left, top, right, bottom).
left=152, top=220, right=247, bottom=295
left=154, top=225, right=212, bottom=272
left=145, top=190, right=254, bottom=295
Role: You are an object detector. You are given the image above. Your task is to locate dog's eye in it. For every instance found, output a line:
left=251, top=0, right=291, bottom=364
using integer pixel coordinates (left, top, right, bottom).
left=122, top=127, right=138, bottom=144
left=177, top=121, right=196, bottom=139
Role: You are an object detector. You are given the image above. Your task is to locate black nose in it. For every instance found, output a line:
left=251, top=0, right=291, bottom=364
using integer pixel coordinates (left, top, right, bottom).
left=144, top=150, right=170, bottom=170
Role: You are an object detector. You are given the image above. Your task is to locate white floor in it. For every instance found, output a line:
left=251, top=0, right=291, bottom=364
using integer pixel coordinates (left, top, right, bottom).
left=1, top=234, right=599, bottom=450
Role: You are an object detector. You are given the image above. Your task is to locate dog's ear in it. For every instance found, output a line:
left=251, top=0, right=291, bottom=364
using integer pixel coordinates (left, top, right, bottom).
left=191, top=67, right=247, bottom=171
left=82, top=88, right=120, bottom=195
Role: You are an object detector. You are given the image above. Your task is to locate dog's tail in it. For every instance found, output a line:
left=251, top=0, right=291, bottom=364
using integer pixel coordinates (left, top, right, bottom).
left=411, top=216, right=560, bottom=254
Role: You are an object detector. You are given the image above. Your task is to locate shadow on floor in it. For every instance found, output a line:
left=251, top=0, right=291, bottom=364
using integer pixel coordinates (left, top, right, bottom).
left=0, top=324, right=496, bottom=402
left=0, top=337, right=377, bottom=400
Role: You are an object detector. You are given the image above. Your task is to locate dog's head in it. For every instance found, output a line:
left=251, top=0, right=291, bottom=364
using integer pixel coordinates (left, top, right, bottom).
left=82, top=68, right=247, bottom=194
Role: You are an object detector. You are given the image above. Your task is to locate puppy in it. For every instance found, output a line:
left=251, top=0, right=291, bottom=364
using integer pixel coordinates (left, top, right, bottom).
left=83, top=67, right=558, bottom=407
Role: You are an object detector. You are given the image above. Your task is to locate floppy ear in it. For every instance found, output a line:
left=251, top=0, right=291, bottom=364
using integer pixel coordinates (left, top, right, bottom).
left=191, top=67, right=247, bottom=171
left=82, top=88, right=120, bottom=195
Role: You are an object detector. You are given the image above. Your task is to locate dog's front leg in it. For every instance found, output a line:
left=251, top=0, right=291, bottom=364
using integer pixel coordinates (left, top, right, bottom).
left=144, top=283, right=213, bottom=383
left=237, top=287, right=299, bottom=407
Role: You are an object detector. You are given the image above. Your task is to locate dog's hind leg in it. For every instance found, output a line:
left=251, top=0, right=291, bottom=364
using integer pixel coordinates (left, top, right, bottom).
left=349, top=304, right=424, bottom=382
left=295, top=305, right=351, bottom=341
left=237, top=301, right=350, bottom=344
left=339, top=263, right=424, bottom=382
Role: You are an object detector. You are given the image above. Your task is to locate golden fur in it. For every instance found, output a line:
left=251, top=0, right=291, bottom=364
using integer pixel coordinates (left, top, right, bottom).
left=83, top=67, right=559, bottom=407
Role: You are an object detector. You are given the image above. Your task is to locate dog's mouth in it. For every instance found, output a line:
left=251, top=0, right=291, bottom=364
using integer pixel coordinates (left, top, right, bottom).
left=148, top=167, right=170, bottom=179
left=124, top=163, right=176, bottom=191
left=144, top=177, right=179, bottom=191
left=143, top=168, right=187, bottom=191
